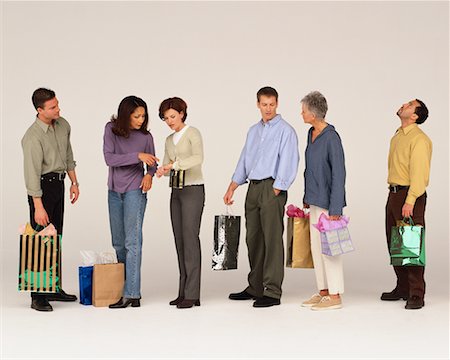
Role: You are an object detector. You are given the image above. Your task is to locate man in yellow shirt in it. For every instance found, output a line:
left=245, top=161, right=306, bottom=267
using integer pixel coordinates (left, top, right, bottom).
left=381, top=99, right=432, bottom=310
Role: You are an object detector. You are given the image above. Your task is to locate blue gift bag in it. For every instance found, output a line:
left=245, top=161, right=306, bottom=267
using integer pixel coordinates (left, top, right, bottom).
left=79, top=266, right=93, bottom=305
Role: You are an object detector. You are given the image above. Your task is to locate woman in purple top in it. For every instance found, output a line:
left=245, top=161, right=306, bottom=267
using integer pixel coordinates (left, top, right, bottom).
left=103, top=96, right=158, bottom=309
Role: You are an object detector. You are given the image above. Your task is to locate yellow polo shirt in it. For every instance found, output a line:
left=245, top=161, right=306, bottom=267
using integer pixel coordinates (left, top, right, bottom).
left=388, top=123, right=432, bottom=205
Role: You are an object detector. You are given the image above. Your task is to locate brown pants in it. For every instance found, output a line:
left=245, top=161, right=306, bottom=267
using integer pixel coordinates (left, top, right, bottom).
left=385, top=189, right=427, bottom=298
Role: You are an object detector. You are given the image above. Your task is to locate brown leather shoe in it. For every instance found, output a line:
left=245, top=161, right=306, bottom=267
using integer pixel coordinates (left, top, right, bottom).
left=176, top=299, right=200, bottom=309
left=405, top=296, right=424, bottom=309
left=380, top=288, right=408, bottom=301
left=169, top=296, right=184, bottom=306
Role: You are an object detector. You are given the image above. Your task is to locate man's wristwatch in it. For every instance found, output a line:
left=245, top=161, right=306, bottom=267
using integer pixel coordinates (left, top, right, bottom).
left=71, top=182, right=79, bottom=187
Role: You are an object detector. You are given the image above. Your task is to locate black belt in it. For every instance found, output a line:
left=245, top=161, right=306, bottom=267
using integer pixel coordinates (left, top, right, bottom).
left=41, top=172, right=66, bottom=182
left=250, top=178, right=272, bottom=185
left=389, top=185, right=409, bottom=193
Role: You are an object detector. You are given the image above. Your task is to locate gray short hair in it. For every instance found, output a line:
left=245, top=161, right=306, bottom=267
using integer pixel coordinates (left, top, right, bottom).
left=301, top=91, right=328, bottom=119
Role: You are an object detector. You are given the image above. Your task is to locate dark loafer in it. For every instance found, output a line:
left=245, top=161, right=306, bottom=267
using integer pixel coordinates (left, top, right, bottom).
left=46, top=289, right=77, bottom=302
left=31, top=298, right=53, bottom=312
left=253, top=296, right=280, bottom=308
left=405, top=296, right=424, bottom=310
left=380, top=288, right=408, bottom=301
left=229, top=290, right=257, bottom=300
left=176, top=299, right=200, bottom=309
left=169, top=296, right=184, bottom=306
left=109, top=297, right=140, bottom=309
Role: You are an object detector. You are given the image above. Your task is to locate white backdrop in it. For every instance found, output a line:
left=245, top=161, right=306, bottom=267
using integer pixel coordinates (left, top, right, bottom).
left=1, top=0, right=448, bottom=313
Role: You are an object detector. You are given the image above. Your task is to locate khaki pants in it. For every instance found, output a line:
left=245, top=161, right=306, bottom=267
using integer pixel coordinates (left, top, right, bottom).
left=309, top=205, right=345, bottom=295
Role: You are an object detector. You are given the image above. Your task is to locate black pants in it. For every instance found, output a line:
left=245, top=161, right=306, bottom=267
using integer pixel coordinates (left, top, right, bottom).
left=28, top=176, right=65, bottom=299
left=385, top=189, right=426, bottom=298
left=170, top=185, right=205, bottom=300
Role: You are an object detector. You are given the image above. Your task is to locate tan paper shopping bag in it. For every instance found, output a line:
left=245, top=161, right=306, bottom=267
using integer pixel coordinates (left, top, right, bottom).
left=286, top=217, right=314, bottom=268
left=92, top=263, right=124, bottom=307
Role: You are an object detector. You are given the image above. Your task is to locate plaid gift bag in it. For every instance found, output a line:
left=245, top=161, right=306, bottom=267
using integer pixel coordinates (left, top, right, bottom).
left=18, top=234, right=62, bottom=292
left=320, top=227, right=354, bottom=256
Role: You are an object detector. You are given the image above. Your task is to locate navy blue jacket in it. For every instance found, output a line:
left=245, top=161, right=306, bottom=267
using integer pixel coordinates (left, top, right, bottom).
left=303, top=124, right=346, bottom=215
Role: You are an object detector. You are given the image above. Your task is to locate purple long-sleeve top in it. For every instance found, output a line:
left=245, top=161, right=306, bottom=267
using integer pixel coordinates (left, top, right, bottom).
left=103, top=121, right=156, bottom=193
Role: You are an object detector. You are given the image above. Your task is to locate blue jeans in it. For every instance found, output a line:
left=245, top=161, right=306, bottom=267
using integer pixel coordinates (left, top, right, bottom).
left=108, top=189, right=147, bottom=299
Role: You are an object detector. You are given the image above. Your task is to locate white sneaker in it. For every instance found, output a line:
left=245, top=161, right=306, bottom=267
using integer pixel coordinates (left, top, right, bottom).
left=301, top=293, right=322, bottom=307
left=311, top=295, right=342, bottom=311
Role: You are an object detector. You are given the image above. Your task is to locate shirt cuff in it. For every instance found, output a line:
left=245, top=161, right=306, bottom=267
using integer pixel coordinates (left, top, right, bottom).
left=27, top=189, right=43, bottom=197
left=231, top=175, right=247, bottom=186
left=67, top=161, right=76, bottom=171
left=328, top=206, right=343, bottom=216
left=405, top=194, right=417, bottom=206
left=172, top=161, right=180, bottom=171
left=273, top=179, right=289, bottom=191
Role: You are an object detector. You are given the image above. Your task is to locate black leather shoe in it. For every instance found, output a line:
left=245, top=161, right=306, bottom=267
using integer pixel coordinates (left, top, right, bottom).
left=46, top=289, right=77, bottom=302
left=405, top=296, right=424, bottom=310
left=253, top=296, right=280, bottom=308
left=380, top=288, right=408, bottom=301
left=176, top=299, right=200, bottom=309
left=109, top=297, right=141, bottom=309
left=229, top=290, right=257, bottom=300
left=169, top=296, right=184, bottom=306
left=31, top=298, right=53, bottom=312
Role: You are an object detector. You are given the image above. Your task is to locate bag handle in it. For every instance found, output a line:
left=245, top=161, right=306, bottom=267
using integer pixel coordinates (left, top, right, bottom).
left=225, top=205, right=235, bottom=216
left=402, top=217, right=414, bottom=226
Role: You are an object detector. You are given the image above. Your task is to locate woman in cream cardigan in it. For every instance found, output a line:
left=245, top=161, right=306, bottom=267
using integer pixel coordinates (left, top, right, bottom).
left=156, top=97, right=205, bottom=309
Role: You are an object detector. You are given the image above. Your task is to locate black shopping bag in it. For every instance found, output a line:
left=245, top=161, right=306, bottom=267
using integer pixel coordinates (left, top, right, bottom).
left=212, top=213, right=240, bottom=270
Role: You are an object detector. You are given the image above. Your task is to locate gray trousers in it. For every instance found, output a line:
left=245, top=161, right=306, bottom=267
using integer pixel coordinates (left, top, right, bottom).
left=170, top=185, right=205, bottom=299
left=244, top=178, right=287, bottom=299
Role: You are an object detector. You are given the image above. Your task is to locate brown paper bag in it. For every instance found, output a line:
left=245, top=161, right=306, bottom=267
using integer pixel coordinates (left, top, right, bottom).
left=92, top=263, right=124, bottom=307
left=286, top=217, right=314, bottom=268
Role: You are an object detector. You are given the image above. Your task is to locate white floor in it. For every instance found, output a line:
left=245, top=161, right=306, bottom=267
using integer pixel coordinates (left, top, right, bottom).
left=1, top=286, right=448, bottom=360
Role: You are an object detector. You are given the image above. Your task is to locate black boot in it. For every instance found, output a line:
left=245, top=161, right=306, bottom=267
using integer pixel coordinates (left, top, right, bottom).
left=31, top=297, right=53, bottom=312
left=169, top=296, right=184, bottom=306
left=109, top=297, right=141, bottom=309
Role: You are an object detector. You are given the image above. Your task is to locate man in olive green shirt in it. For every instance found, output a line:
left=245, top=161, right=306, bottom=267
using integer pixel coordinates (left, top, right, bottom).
left=381, top=99, right=432, bottom=310
left=22, top=88, right=80, bottom=312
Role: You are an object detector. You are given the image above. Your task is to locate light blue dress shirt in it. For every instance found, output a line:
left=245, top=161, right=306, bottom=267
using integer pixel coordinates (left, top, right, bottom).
left=232, top=114, right=299, bottom=191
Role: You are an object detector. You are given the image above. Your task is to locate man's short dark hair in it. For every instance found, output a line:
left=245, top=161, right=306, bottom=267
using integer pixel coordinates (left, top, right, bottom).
left=257, top=87, right=278, bottom=102
left=414, top=99, right=429, bottom=125
left=32, top=88, right=56, bottom=110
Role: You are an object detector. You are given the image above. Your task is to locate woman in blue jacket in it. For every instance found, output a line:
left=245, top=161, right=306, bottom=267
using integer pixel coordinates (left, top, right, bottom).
left=301, top=91, right=347, bottom=311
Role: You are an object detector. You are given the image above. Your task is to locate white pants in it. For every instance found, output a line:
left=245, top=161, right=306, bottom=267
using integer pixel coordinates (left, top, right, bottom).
left=309, top=205, right=345, bottom=294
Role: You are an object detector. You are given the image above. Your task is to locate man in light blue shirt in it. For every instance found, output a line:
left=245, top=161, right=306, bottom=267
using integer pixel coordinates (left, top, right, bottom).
left=223, top=86, right=299, bottom=307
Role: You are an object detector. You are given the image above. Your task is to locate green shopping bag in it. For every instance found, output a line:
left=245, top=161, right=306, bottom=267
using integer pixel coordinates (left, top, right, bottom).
left=390, top=217, right=425, bottom=266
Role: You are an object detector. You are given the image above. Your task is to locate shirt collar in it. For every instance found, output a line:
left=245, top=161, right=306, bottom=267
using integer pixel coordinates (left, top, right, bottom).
left=398, top=123, right=418, bottom=135
left=260, top=114, right=281, bottom=127
left=35, top=116, right=59, bottom=133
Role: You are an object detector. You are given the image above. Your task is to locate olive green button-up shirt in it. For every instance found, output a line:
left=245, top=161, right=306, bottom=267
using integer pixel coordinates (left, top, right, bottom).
left=22, top=116, right=77, bottom=197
